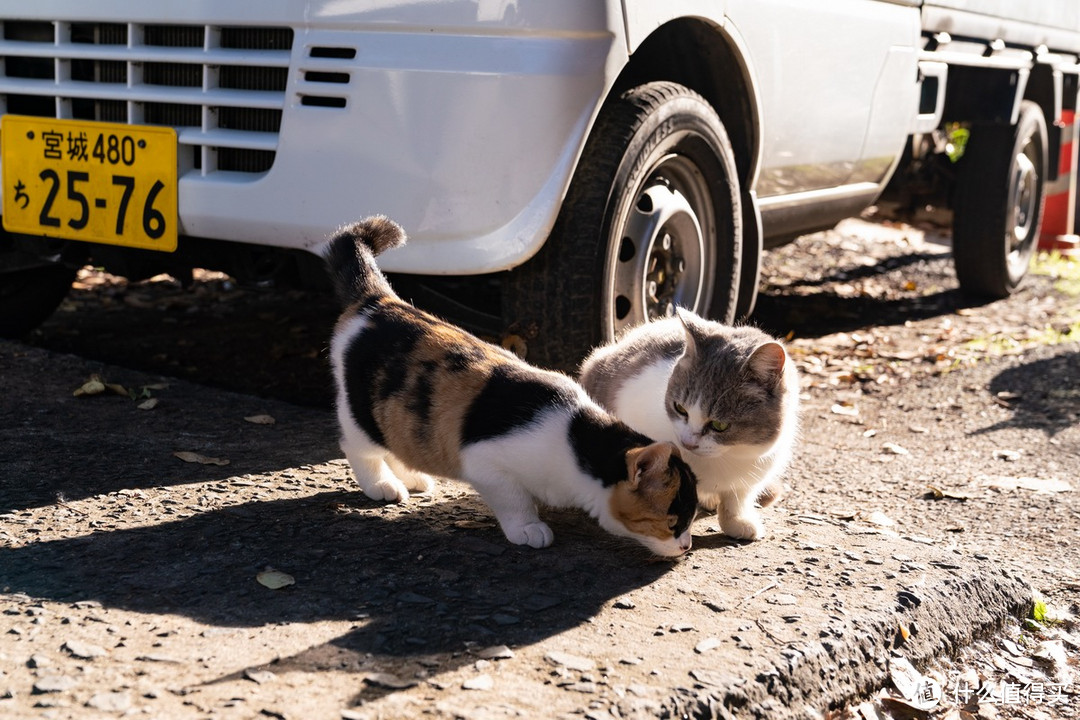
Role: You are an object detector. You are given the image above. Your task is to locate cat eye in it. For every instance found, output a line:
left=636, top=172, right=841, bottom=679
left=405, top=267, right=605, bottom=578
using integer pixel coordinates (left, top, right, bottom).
left=673, top=402, right=688, bottom=417
left=708, top=420, right=730, bottom=433
left=667, top=516, right=678, bottom=529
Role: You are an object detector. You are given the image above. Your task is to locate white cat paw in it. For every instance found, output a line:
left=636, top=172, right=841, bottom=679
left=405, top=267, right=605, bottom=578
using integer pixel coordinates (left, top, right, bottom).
left=503, top=521, right=554, bottom=549
left=360, top=478, right=410, bottom=504
left=402, top=471, right=435, bottom=494
left=719, top=514, right=765, bottom=541
left=384, top=457, right=435, bottom=494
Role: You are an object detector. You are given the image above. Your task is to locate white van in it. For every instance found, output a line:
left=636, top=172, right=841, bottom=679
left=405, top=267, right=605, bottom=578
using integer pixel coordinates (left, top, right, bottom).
left=2, top=1, right=1078, bottom=368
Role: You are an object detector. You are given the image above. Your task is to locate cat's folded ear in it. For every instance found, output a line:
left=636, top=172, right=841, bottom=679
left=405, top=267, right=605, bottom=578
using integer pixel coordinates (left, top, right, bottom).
left=748, top=341, right=788, bottom=389
left=625, top=442, right=681, bottom=489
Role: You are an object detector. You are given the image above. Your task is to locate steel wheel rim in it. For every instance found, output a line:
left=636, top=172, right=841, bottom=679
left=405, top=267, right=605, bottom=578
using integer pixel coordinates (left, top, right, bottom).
left=1006, top=126, right=1042, bottom=285
left=605, top=152, right=714, bottom=340
left=1009, top=149, right=1037, bottom=251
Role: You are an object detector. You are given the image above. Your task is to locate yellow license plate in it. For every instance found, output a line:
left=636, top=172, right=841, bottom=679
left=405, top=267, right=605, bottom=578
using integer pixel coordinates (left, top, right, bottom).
left=2, top=115, right=178, bottom=252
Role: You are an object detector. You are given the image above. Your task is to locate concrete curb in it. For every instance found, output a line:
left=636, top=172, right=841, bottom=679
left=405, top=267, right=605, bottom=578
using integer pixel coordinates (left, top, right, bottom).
left=660, top=550, right=1033, bottom=719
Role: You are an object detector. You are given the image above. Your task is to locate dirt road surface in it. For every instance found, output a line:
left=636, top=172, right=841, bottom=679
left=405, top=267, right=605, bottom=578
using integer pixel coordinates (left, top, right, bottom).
left=1, top=217, right=1078, bottom=719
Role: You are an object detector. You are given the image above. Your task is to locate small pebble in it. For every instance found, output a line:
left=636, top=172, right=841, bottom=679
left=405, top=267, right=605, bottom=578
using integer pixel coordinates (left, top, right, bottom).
left=27, top=654, right=52, bottom=669
left=32, top=675, right=77, bottom=694
left=62, top=640, right=106, bottom=659
left=694, top=638, right=722, bottom=654
left=462, top=674, right=493, bottom=691
left=477, top=645, right=514, bottom=660
left=545, top=651, right=595, bottom=672
left=86, top=692, right=130, bottom=712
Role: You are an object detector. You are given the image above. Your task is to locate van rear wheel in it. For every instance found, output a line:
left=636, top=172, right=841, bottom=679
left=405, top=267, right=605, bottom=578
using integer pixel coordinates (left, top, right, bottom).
left=952, top=100, right=1047, bottom=298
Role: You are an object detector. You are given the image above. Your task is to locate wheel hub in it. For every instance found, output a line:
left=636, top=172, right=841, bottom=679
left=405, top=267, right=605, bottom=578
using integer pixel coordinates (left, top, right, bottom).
left=1010, top=150, right=1037, bottom=252
left=611, top=176, right=705, bottom=336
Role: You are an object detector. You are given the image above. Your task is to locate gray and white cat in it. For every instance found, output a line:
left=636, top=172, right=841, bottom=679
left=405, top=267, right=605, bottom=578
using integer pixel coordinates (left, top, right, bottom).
left=324, top=216, right=700, bottom=557
left=579, top=311, right=798, bottom=540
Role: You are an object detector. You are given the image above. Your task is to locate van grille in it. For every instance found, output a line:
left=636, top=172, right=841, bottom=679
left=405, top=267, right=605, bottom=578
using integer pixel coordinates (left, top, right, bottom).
left=0, top=21, right=293, bottom=175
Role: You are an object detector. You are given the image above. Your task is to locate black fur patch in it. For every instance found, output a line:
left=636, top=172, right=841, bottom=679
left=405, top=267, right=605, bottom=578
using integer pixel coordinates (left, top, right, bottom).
left=373, top=315, right=422, bottom=400
left=445, top=346, right=486, bottom=372
left=667, top=460, right=698, bottom=536
left=568, top=408, right=652, bottom=487
left=341, top=307, right=427, bottom=445
left=323, top=218, right=403, bottom=307
left=408, top=366, right=435, bottom=427
left=342, top=332, right=386, bottom=447
left=462, top=366, right=574, bottom=445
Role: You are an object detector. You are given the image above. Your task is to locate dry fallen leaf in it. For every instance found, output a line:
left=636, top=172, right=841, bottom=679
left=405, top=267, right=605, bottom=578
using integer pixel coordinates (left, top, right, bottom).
left=863, top=511, right=896, bottom=528
left=173, top=451, right=230, bottom=466
left=830, top=403, right=860, bottom=417
left=244, top=414, right=276, bottom=425
left=105, top=382, right=129, bottom=397
left=930, top=487, right=973, bottom=501
left=137, top=398, right=159, bottom=411
left=887, top=655, right=941, bottom=710
left=926, top=485, right=977, bottom=501
left=73, top=375, right=107, bottom=397
left=256, top=568, right=295, bottom=590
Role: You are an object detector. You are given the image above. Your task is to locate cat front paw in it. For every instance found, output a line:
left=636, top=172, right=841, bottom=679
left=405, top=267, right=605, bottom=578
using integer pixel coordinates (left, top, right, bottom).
left=360, top=477, right=410, bottom=503
left=719, top=513, right=765, bottom=541
left=402, top=471, right=435, bottom=494
left=384, top=457, right=435, bottom=494
left=503, top=521, right=554, bottom=549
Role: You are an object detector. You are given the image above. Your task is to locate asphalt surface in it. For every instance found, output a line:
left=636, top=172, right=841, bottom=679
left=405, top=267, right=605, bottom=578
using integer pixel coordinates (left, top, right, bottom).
left=1, top=219, right=1078, bottom=719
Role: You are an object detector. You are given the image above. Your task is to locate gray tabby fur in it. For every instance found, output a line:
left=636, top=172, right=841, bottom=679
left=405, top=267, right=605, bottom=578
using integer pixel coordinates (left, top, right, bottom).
left=579, top=310, right=799, bottom=540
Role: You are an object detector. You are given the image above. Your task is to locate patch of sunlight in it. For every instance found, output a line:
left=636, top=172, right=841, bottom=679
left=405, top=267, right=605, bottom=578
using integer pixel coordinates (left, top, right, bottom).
left=964, top=319, right=1080, bottom=356
left=1031, top=251, right=1080, bottom=297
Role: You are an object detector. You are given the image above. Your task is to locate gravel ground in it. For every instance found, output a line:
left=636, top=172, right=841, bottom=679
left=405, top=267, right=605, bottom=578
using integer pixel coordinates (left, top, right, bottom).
left=1, top=216, right=1078, bottom=719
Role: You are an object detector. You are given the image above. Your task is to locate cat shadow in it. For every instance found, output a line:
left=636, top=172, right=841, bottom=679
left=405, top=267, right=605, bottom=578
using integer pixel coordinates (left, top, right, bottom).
left=0, top=488, right=673, bottom=697
left=972, top=347, right=1080, bottom=438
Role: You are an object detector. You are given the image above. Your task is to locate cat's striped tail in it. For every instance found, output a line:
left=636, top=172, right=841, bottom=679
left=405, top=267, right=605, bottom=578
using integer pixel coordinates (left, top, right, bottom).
left=323, top=215, right=405, bottom=306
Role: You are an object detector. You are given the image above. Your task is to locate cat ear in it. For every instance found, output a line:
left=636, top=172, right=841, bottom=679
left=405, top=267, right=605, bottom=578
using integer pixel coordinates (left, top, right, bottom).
left=624, top=442, right=677, bottom=489
left=675, top=309, right=699, bottom=360
left=747, top=342, right=787, bottom=388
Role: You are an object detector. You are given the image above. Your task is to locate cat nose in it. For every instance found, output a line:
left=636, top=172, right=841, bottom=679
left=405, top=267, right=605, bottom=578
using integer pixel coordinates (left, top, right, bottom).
left=680, top=440, right=699, bottom=451
left=678, top=533, right=692, bottom=552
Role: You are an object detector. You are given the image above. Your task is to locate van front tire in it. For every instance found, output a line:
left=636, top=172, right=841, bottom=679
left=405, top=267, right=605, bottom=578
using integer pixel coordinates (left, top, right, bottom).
left=504, top=81, right=742, bottom=371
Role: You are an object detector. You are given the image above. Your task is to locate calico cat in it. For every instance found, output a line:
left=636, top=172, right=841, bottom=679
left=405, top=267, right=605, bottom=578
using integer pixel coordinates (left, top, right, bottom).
left=324, top=216, right=698, bottom=556
left=579, top=311, right=798, bottom=541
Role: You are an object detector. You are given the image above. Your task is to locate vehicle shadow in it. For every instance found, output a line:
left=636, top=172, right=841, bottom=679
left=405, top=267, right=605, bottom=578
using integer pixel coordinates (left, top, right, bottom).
left=0, top=340, right=343, bottom=514
left=0, top=488, right=673, bottom=696
left=975, top=347, right=1080, bottom=437
left=751, top=251, right=991, bottom=339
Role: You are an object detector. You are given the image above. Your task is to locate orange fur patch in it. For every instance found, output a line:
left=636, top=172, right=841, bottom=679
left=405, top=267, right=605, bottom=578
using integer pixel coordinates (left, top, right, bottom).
left=347, top=297, right=517, bottom=478
left=608, top=469, right=681, bottom=541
